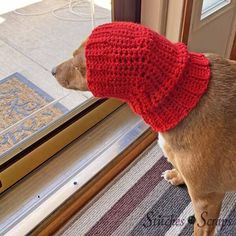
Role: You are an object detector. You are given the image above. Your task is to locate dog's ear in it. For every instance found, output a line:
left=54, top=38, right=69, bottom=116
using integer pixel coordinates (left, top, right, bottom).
left=73, top=46, right=86, bottom=77
left=73, top=39, right=87, bottom=57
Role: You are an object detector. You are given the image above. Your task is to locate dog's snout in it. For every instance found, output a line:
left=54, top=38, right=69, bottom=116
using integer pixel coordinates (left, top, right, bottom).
left=51, top=67, right=57, bottom=76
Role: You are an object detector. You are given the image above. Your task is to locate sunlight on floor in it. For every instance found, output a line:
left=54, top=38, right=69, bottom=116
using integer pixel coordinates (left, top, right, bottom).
left=0, top=0, right=41, bottom=15
left=0, top=16, right=5, bottom=24
left=94, top=0, right=111, bottom=11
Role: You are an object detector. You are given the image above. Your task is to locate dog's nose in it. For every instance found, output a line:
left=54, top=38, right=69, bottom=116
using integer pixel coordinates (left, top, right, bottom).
left=51, top=67, right=57, bottom=76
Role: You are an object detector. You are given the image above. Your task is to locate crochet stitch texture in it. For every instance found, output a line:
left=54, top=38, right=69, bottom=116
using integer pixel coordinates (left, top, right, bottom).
left=85, top=22, right=211, bottom=132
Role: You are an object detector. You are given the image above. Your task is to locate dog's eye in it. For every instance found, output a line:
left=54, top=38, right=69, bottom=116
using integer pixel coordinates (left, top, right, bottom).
left=72, top=64, right=79, bottom=71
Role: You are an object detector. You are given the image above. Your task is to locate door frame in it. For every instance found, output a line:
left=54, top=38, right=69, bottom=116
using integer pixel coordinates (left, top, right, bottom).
left=141, top=0, right=168, bottom=35
left=180, top=0, right=194, bottom=44
left=112, top=0, right=141, bottom=23
left=230, top=32, right=236, bottom=60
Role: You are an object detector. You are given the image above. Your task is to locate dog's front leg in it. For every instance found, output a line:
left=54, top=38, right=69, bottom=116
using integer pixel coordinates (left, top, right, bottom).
left=158, top=135, right=185, bottom=185
left=161, top=168, right=185, bottom=185
left=188, top=190, right=225, bottom=236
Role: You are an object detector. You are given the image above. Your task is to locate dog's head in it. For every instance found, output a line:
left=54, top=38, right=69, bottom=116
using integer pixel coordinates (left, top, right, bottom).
left=52, top=40, right=88, bottom=91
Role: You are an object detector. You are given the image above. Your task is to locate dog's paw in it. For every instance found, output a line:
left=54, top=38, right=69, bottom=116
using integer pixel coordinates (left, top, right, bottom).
left=161, top=169, right=185, bottom=186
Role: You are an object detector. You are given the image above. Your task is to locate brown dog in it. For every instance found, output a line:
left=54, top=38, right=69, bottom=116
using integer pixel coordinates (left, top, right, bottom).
left=52, top=35, right=236, bottom=235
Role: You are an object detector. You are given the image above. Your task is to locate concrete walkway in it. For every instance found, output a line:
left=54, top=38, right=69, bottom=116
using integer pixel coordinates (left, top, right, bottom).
left=0, top=0, right=111, bottom=110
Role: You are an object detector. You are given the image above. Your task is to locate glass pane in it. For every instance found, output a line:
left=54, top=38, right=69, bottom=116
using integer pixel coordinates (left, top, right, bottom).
left=0, top=0, right=111, bottom=160
left=202, top=0, right=224, bottom=12
left=201, top=0, right=231, bottom=17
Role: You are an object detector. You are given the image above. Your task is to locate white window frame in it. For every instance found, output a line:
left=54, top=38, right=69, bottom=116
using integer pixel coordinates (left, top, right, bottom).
left=201, top=0, right=231, bottom=20
left=191, top=0, right=235, bottom=33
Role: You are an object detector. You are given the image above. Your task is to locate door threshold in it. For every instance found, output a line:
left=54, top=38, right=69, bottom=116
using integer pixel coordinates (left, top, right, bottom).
left=0, top=105, right=156, bottom=236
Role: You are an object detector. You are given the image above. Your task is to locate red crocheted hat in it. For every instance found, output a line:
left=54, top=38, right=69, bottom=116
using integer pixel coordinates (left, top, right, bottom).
left=85, top=22, right=211, bottom=132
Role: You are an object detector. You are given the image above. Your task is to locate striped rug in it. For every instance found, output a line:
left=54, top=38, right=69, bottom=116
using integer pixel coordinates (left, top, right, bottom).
left=57, top=142, right=236, bottom=236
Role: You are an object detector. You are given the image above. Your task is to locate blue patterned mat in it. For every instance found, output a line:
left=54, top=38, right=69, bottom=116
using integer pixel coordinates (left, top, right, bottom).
left=0, top=73, right=68, bottom=157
